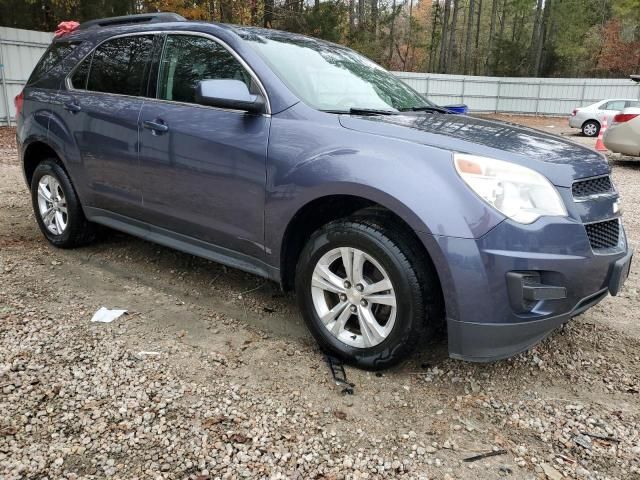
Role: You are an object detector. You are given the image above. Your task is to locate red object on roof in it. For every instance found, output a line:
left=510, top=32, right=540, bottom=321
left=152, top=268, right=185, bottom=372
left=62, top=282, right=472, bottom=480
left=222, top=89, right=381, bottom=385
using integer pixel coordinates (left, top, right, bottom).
left=54, top=21, right=80, bottom=37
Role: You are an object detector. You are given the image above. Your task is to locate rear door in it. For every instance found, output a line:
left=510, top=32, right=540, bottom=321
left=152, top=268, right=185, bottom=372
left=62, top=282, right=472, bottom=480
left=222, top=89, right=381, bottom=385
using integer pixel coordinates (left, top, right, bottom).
left=138, top=33, right=270, bottom=260
left=56, top=34, right=155, bottom=218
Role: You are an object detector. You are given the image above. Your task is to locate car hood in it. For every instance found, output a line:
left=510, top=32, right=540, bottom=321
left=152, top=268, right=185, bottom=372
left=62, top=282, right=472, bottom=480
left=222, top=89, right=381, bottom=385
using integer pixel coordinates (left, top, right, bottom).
left=339, top=113, right=609, bottom=187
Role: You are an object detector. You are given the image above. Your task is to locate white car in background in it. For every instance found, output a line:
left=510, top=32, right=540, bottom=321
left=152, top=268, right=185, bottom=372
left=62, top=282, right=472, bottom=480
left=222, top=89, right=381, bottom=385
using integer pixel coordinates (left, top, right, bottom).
left=569, top=99, right=640, bottom=137
left=604, top=108, right=640, bottom=157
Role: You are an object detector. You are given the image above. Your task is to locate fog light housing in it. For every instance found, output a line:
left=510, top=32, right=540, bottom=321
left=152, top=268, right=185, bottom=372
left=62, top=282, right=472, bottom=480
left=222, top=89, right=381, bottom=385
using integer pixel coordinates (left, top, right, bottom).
left=506, top=272, right=567, bottom=313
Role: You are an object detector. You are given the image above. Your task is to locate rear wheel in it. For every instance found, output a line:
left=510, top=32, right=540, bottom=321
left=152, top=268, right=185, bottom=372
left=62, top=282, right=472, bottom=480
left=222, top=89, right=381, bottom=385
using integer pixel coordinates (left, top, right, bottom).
left=30, top=159, right=97, bottom=248
left=582, top=120, right=600, bottom=137
left=295, top=215, right=439, bottom=370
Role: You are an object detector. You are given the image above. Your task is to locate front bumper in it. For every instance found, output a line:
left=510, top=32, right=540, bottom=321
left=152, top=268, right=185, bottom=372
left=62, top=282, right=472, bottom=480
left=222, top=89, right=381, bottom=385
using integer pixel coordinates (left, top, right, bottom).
left=419, top=214, right=631, bottom=362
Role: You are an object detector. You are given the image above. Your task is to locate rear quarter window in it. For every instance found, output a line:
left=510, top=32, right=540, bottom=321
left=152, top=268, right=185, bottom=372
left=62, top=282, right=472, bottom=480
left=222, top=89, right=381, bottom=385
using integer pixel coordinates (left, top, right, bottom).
left=27, top=41, right=80, bottom=87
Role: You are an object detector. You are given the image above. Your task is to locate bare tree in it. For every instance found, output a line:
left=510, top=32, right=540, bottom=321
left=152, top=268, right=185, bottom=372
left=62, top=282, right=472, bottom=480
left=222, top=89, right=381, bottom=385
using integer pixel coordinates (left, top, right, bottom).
left=484, top=0, right=498, bottom=74
left=428, top=0, right=441, bottom=72
left=463, top=0, right=475, bottom=74
left=473, top=0, right=482, bottom=74
left=438, top=0, right=452, bottom=72
left=446, top=0, right=460, bottom=72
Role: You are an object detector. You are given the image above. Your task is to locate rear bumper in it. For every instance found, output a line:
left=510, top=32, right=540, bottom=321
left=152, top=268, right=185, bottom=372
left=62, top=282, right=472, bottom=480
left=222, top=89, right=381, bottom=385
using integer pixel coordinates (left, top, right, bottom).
left=604, top=125, right=640, bottom=157
left=419, top=216, right=631, bottom=362
left=568, top=116, right=582, bottom=129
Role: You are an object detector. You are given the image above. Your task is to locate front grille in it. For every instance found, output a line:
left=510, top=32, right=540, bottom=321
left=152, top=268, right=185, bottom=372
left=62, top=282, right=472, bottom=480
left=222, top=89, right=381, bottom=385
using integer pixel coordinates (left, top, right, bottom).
left=585, top=219, right=620, bottom=250
left=572, top=176, right=613, bottom=199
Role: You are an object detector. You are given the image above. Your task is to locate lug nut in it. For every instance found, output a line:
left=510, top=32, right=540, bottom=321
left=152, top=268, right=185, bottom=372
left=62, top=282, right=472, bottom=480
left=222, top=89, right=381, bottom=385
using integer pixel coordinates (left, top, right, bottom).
left=360, top=299, right=368, bottom=307
left=356, top=284, right=364, bottom=292
left=350, top=305, right=357, bottom=313
left=344, top=281, right=351, bottom=289
left=339, top=294, right=347, bottom=302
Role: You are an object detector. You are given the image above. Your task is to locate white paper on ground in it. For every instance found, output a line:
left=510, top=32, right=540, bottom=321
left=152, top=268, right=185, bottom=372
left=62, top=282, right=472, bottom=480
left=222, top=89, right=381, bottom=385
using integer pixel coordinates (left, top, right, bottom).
left=90, top=307, right=128, bottom=323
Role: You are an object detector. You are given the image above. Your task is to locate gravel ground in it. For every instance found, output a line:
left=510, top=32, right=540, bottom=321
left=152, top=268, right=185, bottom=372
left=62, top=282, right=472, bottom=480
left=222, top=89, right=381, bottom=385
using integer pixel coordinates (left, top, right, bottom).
left=1, top=121, right=640, bottom=480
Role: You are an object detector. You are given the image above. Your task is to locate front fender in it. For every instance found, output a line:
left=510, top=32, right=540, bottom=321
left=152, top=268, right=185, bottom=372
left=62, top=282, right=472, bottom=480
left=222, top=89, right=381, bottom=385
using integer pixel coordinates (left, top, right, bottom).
left=265, top=105, right=503, bottom=256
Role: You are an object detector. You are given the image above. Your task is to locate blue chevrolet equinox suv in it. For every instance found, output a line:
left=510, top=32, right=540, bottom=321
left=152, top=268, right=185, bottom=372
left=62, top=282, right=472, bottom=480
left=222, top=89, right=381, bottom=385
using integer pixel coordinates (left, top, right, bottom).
left=16, top=13, right=632, bottom=369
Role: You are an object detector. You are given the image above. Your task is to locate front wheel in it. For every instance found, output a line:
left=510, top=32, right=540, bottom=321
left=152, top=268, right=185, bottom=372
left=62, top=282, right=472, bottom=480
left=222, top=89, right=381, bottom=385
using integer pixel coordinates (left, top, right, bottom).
left=295, top=216, right=438, bottom=370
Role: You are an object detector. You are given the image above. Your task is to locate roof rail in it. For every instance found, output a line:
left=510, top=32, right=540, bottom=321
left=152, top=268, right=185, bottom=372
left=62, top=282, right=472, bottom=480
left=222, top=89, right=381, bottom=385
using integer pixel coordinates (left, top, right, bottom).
left=78, top=12, right=186, bottom=30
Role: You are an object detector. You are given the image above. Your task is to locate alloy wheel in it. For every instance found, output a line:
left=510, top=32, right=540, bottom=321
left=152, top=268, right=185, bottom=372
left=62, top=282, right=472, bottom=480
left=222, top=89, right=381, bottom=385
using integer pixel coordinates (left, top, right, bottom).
left=310, top=247, right=397, bottom=348
left=37, top=175, right=68, bottom=235
left=583, top=123, right=598, bottom=137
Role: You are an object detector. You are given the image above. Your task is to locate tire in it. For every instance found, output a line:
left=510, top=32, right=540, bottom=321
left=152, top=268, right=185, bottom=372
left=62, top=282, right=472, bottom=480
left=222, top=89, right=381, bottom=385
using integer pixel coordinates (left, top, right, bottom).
left=295, top=214, right=439, bottom=370
left=582, top=120, right=600, bottom=137
left=30, top=158, right=97, bottom=248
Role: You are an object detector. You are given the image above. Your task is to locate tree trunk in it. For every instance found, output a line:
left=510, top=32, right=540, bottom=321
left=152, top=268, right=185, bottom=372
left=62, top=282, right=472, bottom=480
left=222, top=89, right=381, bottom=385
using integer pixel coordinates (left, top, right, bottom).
left=446, top=0, right=460, bottom=73
left=528, top=0, right=543, bottom=74
left=485, top=0, right=497, bottom=74
left=494, top=0, right=507, bottom=73
left=349, top=0, right=356, bottom=32
left=370, top=0, right=378, bottom=35
left=463, top=0, right=475, bottom=74
left=474, top=0, right=483, bottom=74
left=405, top=0, right=414, bottom=70
left=534, top=0, right=552, bottom=75
left=358, top=0, right=365, bottom=30
left=428, top=0, right=440, bottom=72
left=438, top=0, right=452, bottom=72
left=388, top=0, right=397, bottom=65
left=263, top=0, right=273, bottom=27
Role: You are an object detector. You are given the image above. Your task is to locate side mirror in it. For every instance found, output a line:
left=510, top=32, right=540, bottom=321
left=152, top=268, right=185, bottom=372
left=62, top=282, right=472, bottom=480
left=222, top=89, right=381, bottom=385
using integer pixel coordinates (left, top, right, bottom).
left=195, top=79, right=265, bottom=114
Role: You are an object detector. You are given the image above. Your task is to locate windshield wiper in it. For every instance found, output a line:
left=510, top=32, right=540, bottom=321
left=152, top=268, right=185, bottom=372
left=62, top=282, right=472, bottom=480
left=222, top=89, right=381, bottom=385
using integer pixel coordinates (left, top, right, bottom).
left=349, top=107, right=397, bottom=116
left=401, top=105, right=449, bottom=114
left=322, top=107, right=398, bottom=116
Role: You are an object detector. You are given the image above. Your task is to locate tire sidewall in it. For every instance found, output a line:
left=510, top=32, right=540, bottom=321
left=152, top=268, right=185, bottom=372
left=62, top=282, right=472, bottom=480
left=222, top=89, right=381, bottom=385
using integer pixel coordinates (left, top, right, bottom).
left=31, top=160, right=79, bottom=247
left=296, top=223, right=422, bottom=369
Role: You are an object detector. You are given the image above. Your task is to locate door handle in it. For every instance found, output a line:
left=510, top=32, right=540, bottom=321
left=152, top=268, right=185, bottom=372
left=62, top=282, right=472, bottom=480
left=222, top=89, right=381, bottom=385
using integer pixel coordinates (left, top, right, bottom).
left=142, top=120, right=169, bottom=134
left=64, top=101, right=81, bottom=113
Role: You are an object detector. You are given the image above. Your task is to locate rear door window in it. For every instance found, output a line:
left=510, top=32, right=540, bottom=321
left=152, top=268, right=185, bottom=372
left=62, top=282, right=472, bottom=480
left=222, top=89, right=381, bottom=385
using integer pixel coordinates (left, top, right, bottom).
left=626, top=100, right=640, bottom=108
left=86, top=35, right=154, bottom=96
left=28, top=41, right=80, bottom=86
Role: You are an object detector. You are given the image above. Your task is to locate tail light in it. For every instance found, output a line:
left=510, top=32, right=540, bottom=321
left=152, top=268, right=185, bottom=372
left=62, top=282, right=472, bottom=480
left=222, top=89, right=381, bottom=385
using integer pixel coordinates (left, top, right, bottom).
left=14, top=91, right=24, bottom=117
left=612, top=113, right=639, bottom=124
left=570, top=109, right=577, bottom=116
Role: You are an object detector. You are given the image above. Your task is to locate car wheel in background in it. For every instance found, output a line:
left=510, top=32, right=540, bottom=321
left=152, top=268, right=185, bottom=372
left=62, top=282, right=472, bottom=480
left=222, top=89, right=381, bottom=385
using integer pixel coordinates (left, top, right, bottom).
left=295, top=214, right=440, bottom=370
left=582, top=120, right=600, bottom=137
left=31, top=159, right=97, bottom=248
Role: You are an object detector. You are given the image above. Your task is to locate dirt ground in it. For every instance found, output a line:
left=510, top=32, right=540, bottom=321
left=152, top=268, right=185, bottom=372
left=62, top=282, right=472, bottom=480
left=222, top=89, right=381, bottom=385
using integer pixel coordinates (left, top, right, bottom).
left=1, top=117, right=639, bottom=480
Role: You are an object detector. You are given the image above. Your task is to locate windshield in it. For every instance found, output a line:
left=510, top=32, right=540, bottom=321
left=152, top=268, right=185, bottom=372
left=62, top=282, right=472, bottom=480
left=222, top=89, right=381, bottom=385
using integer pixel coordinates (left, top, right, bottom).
left=242, top=30, right=435, bottom=113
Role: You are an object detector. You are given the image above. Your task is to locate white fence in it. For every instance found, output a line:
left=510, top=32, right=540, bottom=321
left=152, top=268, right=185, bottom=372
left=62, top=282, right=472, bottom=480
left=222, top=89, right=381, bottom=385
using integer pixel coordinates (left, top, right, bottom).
left=393, top=72, right=640, bottom=116
left=1, top=26, right=639, bottom=124
left=0, top=27, right=53, bottom=126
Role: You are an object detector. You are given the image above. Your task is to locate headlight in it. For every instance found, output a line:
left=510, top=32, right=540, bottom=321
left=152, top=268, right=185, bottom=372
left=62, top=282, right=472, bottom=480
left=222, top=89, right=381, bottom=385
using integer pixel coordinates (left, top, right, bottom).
left=454, top=153, right=567, bottom=224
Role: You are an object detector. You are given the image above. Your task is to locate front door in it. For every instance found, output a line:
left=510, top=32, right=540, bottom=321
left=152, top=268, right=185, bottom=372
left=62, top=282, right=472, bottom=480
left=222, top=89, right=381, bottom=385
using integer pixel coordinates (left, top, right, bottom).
left=138, top=34, right=270, bottom=260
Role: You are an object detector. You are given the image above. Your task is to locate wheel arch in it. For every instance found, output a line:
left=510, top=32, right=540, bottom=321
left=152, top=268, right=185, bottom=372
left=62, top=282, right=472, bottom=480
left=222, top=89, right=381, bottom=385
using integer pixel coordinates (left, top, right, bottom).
left=582, top=118, right=601, bottom=129
left=278, top=193, right=447, bottom=317
left=22, top=139, right=67, bottom=187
